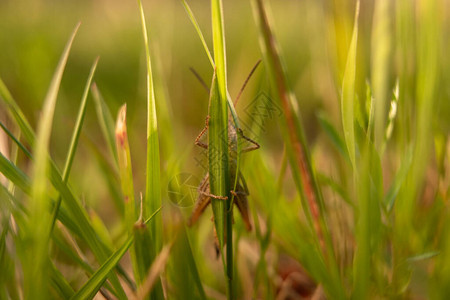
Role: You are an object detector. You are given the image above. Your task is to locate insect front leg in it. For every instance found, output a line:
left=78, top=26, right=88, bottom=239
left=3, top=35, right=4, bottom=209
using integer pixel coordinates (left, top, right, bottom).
left=194, top=115, right=210, bottom=149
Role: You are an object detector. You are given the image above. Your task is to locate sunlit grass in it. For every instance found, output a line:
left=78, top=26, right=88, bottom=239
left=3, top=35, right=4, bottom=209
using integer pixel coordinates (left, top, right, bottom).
left=0, top=0, right=448, bottom=299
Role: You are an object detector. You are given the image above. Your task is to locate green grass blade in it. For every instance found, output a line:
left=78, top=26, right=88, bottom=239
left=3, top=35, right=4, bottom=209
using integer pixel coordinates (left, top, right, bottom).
left=211, top=0, right=227, bottom=102
left=210, top=0, right=230, bottom=270
left=397, top=0, right=440, bottom=229
left=48, top=160, right=128, bottom=299
left=92, top=83, right=119, bottom=166
left=170, top=225, right=207, bottom=300
left=208, top=77, right=227, bottom=242
left=182, top=0, right=241, bottom=133
left=0, top=78, right=35, bottom=145
left=371, top=0, right=392, bottom=150
left=138, top=1, right=164, bottom=298
left=393, top=3, right=441, bottom=290
left=24, top=23, right=79, bottom=299
left=0, top=152, right=31, bottom=194
left=50, top=261, right=75, bottom=299
left=115, top=104, right=136, bottom=232
left=182, top=0, right=214, bottom=68
left=0, top=101, right=127, bottom=299
left=341, top=0, right=360, bottom=170
left=0, top=223, right=20, bottom=300
left=70, top=236, right=133, bottom=300
left=251, top=0, right=345, bottom=297
left=352, top=143, right=382, bottom=299
left=384, top=145, right=413, bottom=213
left=51, top=227, right=121, bottom=296
left=317, top=112, right=350, bottom=164
left=50, top=57, right=99, bottom=233
left=115, top=104, right=151, bottom=288
left=210, top=1, right=235, bottom=297
left=84, top=137, right=124, bottom=215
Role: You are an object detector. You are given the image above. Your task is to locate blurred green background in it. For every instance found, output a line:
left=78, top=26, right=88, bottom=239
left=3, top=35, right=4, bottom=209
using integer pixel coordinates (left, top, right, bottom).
left=1, top=0, right=449, bottom=298
left=0, top=0, right=348, bottom=217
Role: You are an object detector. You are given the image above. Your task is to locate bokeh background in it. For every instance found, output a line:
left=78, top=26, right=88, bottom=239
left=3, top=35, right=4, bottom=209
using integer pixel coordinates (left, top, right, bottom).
left=1, top=0, right=449, bottom=298
left=0, top=0, right=353, bottom=220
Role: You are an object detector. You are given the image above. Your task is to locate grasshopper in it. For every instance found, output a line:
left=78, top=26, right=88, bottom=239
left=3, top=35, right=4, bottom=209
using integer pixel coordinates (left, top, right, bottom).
left=187, top=61, right=261, bottom=234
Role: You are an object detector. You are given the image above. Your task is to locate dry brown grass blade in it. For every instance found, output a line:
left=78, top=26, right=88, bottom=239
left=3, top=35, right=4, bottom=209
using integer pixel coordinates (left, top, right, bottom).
left=133, top=243, right=173, bottom=300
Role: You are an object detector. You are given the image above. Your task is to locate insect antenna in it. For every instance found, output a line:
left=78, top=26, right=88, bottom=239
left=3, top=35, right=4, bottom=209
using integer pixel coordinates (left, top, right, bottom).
left=189, top=67, right=209, bottom=93
left=234, top=59, right=262, bottom=106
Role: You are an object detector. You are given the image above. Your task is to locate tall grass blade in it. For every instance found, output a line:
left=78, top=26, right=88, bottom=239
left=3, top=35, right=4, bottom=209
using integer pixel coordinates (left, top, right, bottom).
left=207, top=74, right=227, bottom=254
left=251, top=0, right=344, bottom=297
left=168, top=225, right=207, bottom=300
left=371, top=0, right=392, bottom=150
left=393, top=0, right=441, bottom=290
left=115, top=104, right=136, bottom=233
left=341, top=1, right=359, bottom=170
left=23, top=23, right=79, bottom=300
left=352, top=143, right=382, bottom=299
left=137, top=1, right=164, bottom=298
left=397, top=0, right=440, bottom=230
left=115, top=104, right=152, bottom=288
left=3, top=121, right=127, bottom=297
left=50, top=57, right=99, bottom=233
left=182, top=0, right=214, bottom=68
left=0, top=125, right=125, bottom=280
left=210, top=2, right=232, bottom=297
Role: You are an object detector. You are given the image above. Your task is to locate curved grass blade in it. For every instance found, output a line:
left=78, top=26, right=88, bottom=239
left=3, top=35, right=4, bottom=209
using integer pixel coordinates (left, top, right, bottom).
left=0, top=109, right=128, bottom=298
left=0, top=152, right=30, bottom=194
left=70, top=236, right=133, bottom=300
left=24, top=23, right=79, bottom=299
left=50, top=57, right=99, bottom=233
left=341, top=1, right=360, bottom=168
left=182, top=0, right=214, bottom=68
left=0, top=78, right=35, bottom=145
left=341, top=1, right=360, bottom=170
left=317, top=112, right=350, bottom=164
left=92, top=83, right=119, bottom=166
left=182, top=0, right=242, bottom=134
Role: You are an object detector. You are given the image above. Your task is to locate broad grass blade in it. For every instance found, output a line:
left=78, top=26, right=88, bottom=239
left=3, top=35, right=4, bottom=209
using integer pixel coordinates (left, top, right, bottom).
left=341, top=1, right=360, bottom=170
left=138, top=1, right=164, bottom=298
